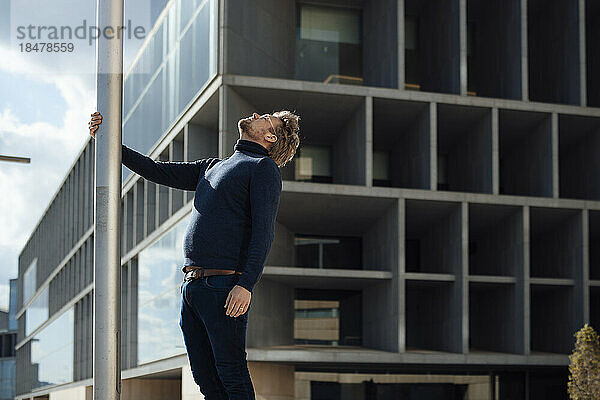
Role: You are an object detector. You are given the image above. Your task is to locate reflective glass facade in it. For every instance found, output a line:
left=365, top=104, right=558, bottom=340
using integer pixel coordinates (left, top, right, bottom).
left=137, top=216, right=189, bottom=365
left=25, top=286, right=48, bottom=337
left=0, top=359, right=15, bottom=400
left=122, top=0, right=217, bottom=182
left=295, top=4, right=362, bottom=84
left=8, top=280, right=17, bottom=332
left=29, top=308, right=74, bottom=390
left=22, top=259, right=36, bottom=305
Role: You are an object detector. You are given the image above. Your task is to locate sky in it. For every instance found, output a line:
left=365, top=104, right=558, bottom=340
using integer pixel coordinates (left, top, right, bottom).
left=0, top=0, right=158, bottom=311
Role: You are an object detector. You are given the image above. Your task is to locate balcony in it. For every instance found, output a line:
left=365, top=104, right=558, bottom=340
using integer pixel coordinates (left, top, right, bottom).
left=498, top=109, right=553, bottom=197
left=246, top=192, right=402, bottom=352
left=223, top=85, right=367, bottom=186
left=558, top=114, right=600, bottom=201
left=468, top=203, right=523, bottom=277
left=372, top=98, right=430, bottom=189
left=436, top=104, right=492, bottom=193
left=527, top=0, right=580, bottom=105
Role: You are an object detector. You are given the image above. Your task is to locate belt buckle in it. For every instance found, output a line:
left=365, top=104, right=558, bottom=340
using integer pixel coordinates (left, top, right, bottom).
left=183, top=268, right=197, bottom=283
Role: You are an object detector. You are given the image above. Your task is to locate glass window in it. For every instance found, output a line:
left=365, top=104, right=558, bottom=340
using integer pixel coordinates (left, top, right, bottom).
left=0, top=333, right=16, bottom=358
left=25, top=286, right=49, bottom=336
left=123, top=0, right=217, bottom=184
left=296, top=4, right=362, bottom=85
left=299, top=5, right=360, bottom=44
left=30, top=308, right=74, bottom=389
left=22, top=258, right=37, bottom=305
left=8, top=280, right=18, bottom=331
left=0, top=358, right=16, bottom=400
left=294, top=145, right=332, bottom=183
left=137, top=216, right=189, bottom=365
left=179, top=1, right=212, bottom=111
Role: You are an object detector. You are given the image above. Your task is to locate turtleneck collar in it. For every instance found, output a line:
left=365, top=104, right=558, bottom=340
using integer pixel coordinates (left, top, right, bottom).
left=234, top=138, right=270, bottom=156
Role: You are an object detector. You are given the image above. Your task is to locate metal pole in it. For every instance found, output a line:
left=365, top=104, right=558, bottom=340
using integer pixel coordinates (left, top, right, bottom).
left=0, top=155, right=30, bottom=163
left=94, top=0, right=124, bottom=398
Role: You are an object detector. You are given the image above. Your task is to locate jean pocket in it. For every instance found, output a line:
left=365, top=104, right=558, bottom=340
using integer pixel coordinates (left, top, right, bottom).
left=204, top=274, right=239, bottom=291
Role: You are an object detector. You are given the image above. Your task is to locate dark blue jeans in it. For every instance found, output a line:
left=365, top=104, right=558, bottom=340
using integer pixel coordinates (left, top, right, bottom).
left=179, top=273, right=255, bottom=400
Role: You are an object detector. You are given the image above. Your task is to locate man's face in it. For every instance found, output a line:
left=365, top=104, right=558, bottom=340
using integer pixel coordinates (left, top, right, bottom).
left=238, top=112, right=283, bottom=140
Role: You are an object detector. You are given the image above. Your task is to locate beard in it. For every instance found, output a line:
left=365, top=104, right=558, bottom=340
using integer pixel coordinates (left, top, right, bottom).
left=238, top=118, right=258, bottom=139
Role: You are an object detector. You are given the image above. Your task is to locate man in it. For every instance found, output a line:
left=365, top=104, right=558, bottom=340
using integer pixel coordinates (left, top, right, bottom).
left=88, top=110, right=300, bottom=399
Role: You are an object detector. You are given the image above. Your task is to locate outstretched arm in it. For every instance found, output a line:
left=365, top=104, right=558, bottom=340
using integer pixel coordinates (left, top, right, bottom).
left=122, top=144, right=220, bottom=191
left=236, top=157, right=283, bottom=293
left=89, top=111, right=219, bottom=191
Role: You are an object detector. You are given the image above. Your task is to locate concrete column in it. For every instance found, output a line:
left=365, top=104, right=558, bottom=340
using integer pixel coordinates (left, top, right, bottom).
left=398, top=0, right=405, bottom=89
left=578, top=209, right=590, bottom=325
left=491, top=108, right=499, bottom=195
left=220, top=85, right=254, bottom=158
left=398, top=198, right=406, bottom=353
left=459, top=0, right=468, bottom=95
left=218, top=0, right=226, bottom=76
left=551, top=113, right=559, bottom=198
left=365, top=96, right=373, bottom=187
left=521, top=0, right=529, bottom=101
left=429, top=102, right=437, bottom=190
left=511, top=206, right=527, bottom=355
left=218, top=85, right=228, bottom=159
left=579, top=0, right=587, bottom=106
left=460, top=202, right=469, bottom=354
left=522, top=206, right=531, bottom=356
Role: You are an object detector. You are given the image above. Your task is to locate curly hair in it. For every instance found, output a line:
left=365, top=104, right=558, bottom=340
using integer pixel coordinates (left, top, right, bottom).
left=268, top=110, right=301, bottom=167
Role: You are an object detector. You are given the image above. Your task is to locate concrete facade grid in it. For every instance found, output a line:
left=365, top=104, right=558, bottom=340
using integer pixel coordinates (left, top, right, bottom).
left=14, top=0, right=600, bottom=398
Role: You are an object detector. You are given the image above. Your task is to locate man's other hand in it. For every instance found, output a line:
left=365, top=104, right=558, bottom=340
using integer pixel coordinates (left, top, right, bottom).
left=89, top=111, right=103, bottom=139
left=225, top=285, right=251, bottom=317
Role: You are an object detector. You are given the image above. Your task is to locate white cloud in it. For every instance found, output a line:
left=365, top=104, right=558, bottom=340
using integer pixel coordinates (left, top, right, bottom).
left=0, top=0, right=150, bottom=311
left=0, top=42, right=96, bottom=311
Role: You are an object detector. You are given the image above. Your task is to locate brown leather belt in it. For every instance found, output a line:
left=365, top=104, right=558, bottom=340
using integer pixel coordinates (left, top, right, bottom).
left=182, top=265, right=242, bottom=282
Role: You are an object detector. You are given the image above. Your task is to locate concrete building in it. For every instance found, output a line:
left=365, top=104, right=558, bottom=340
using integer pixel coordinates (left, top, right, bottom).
left=14, top=0, right=600, bottom=399
left=1, top=279, right=18, bottom=400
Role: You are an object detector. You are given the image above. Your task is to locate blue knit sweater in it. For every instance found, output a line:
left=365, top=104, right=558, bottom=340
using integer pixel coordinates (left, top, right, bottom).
left=121, top=138, right=282, bottom=293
